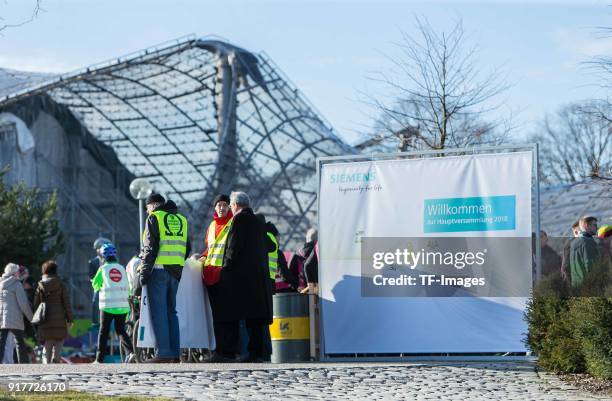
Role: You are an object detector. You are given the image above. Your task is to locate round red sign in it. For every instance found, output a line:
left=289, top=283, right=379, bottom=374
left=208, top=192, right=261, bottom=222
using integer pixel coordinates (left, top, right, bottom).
left=109, top=268, right=122, bottom=283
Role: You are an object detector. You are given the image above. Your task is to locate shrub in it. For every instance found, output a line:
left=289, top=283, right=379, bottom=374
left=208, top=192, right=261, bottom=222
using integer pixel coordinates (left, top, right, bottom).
left=538, top=314, right=585, bottom=373
left=569, top=298, right=612, bottom=379
left=526, top=272, right=612, bottom=379
left=524, top=273, right=570, bottom=355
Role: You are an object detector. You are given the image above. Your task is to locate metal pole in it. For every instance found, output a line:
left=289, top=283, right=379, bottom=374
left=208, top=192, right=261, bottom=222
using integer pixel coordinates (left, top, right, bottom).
left=139, top=199, right=144, bottom=251
left=318, top=143, right=539, bottom=163
left=315, top=157, right=325, bottom=361
left=534, top=144, right=542, bottom=281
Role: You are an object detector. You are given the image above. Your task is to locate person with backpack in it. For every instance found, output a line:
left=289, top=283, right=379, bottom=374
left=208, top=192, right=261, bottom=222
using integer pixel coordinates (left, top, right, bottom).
left=92, top=243, right=135, bottom=363
left=0, top=263, right=33, bottom=364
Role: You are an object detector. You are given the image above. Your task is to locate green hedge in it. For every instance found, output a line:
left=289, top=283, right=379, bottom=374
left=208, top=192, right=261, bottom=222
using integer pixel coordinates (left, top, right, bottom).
left=525, top=272, right=612, bottom=379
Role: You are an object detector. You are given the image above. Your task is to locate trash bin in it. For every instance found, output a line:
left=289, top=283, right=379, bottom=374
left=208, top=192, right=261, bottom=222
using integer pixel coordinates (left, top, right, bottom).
left=270, top=293, right=310, bottom=363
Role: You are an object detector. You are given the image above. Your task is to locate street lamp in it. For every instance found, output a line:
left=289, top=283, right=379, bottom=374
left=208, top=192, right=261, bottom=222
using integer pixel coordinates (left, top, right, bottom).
left=129, top=178, right=153, bottom=250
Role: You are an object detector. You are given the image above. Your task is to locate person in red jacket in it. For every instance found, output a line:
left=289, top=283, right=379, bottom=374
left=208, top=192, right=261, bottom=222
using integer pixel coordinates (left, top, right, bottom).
left=201, top=194, right=233, bottom=286
left=200, top=194, right=234, bottom=362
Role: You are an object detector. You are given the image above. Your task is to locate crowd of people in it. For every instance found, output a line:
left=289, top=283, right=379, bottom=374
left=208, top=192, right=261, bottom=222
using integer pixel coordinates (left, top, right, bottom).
left=539, top=216, right=611, bottom=293
left=0, top=261, right=74, bottom=364
left=0, top=190, right=319, bottom=364
left=6, top=193, right=606, bottom=365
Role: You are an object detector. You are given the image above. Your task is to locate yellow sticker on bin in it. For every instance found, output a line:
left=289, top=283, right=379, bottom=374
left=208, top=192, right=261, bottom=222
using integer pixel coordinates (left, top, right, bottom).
left=270, top=317, right=310, bottom=340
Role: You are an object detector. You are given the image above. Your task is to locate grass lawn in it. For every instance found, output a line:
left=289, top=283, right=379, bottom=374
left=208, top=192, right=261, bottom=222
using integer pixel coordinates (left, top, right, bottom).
left=0, top=390, right=172, bottom=400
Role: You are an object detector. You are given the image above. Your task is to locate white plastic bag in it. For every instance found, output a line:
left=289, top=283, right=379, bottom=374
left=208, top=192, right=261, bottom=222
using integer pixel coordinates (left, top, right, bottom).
left=137, top=260, right=216, bottom=350
left=136, top=285, right=156, bottom=348
left=176, top=258, right=216, bottom=349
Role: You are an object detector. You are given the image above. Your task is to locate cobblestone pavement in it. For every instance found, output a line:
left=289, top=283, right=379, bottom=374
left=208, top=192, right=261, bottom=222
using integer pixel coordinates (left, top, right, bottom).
left=0, top=362, right=609, bottom=400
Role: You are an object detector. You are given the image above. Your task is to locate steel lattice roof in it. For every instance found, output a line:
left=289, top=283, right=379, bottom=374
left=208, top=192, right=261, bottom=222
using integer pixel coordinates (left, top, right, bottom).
left=0, top=37, right=355, bottom=246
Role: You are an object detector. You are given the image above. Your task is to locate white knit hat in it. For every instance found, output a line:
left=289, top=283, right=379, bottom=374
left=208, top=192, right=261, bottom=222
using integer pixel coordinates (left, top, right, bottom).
left=3, top=263, right=20, bottom=277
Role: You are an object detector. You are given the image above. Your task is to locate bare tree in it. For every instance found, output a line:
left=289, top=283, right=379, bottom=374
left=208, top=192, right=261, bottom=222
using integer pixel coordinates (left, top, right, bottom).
left=0, top=0, right=43, bottom=34
left=534, top=101, right=612, bottom=185
left=366, top=17, right=512, bottom=151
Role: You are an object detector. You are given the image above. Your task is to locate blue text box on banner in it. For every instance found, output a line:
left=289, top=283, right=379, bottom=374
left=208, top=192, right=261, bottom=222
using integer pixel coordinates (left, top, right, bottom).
left=424, top=195, right=516, bottom=233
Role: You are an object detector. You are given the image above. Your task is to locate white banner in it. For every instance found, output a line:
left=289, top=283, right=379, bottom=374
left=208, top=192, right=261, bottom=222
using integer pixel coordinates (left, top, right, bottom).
left=319, top=151, right=533, bottom=354
left=137, top=258, right=216, bottom=350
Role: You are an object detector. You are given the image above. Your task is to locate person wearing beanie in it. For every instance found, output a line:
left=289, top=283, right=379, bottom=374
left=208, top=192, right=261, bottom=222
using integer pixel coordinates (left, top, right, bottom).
left=210, top=191, right=273, bottom=363
left=200, top=194, right=234, bottom=362
left=0, top=263, right=33, bottom=363
left=597, top=225, right=612, bottom=278
left=201, top=194, right=233, bottom=286
left=138, top=194, right=191, bottom=363
left=598, top=225, right=612, bottom=240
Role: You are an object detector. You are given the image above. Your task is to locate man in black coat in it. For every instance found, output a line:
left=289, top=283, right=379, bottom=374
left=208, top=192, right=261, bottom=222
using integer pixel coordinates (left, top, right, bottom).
left=211, top=191, right=273, bottom=362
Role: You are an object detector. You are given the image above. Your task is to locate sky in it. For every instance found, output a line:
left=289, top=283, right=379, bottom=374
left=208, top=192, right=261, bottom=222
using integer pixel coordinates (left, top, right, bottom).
left=1, top=0, right=611, bottom=144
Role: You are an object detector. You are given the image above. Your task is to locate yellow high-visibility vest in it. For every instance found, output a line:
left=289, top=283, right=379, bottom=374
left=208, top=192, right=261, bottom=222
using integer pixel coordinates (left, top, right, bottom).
left=204, top=218, right=233, bottom=267
left=267, top=232, right=278, bottom=280
left=150, top=210, right=188, bottom=267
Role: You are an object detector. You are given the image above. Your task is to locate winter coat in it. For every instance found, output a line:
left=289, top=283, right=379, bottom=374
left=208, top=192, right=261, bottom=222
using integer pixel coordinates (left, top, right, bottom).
left=298, top=240, right=318, bottom=284
left=33, top=275, right=73, bottom=341
left=0, top=275, right=33, bottom=330
left=275, top=250, right=298, bottom=292
left=139, top=201, right=192, bottom=284
left=208, top=207, right=273, bottom=324
left=560, top=238, right=574, bottom=282
left=541, top=245, right=562, bottom=277
left=570, top=232, right=601, bottom=288
left=88, top=256, right=102, bottom=280
left=202, top=210, right=233, bottom=259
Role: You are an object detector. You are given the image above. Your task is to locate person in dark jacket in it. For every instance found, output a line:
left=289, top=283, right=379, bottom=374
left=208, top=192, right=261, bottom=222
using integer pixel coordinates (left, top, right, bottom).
left=138, top=195, right=191, bottom=363
left=560, top=221, right=580, bottom=283
left=265, top=222, right=296, bottom=293
left=570, top=216, right=600, bottom=288
left=33, top=260, right=74, bottom=364
left=211, top=191, right=272, bottom=362
left=201, top=194, right=234, bottom=362
left=16, top=266, right=36, bottom=355
left=89, top=237, right=111, bottom=326
left=540, top=230, right=562, bottom=277
left=0, top=263, right=33, bottom=364
left=297, top=228, right=318, bottom=293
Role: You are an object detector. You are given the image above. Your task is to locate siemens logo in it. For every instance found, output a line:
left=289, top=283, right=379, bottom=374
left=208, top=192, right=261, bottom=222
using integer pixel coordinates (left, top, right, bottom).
left=330, top=171, right=376, bottom=184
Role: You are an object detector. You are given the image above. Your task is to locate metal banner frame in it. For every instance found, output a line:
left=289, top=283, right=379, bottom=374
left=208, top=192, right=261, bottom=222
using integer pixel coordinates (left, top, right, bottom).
left=315, top=143, right=540, bottom=362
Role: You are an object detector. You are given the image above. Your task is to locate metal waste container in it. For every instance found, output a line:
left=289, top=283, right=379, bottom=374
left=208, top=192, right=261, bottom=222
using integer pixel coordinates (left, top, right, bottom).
left=270, top=293, right=310, bottom=362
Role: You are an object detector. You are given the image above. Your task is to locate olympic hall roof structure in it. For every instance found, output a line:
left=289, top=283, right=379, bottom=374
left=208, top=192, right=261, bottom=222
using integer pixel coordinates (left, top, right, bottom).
left=0, top=36, right=355, bottom=247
